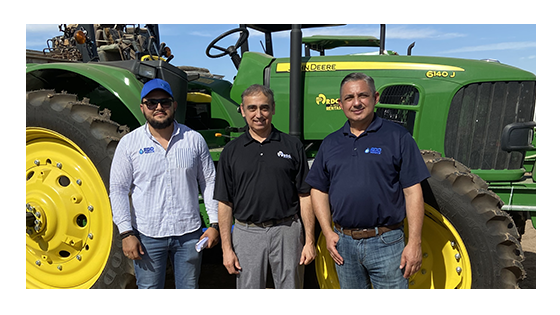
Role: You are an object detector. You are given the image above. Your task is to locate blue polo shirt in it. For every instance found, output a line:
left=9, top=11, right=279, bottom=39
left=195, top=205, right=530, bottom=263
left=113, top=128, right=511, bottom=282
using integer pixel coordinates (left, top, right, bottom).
left=306, top=115, right=430, bottom=229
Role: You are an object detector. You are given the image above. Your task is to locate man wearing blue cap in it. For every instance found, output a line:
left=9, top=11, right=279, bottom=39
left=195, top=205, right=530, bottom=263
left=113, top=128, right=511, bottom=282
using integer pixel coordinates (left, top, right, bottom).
left=110, top=78, right=219, bottom=288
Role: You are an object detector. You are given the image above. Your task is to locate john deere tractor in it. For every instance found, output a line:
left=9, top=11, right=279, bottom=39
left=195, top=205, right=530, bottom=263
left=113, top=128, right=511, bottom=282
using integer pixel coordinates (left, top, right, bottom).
left=26, top=24, right=534, bottom=289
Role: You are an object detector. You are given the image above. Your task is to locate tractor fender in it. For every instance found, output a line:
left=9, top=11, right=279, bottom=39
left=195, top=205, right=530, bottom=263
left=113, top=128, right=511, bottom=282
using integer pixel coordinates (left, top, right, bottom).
left=26, top=62, right=146, bottom=125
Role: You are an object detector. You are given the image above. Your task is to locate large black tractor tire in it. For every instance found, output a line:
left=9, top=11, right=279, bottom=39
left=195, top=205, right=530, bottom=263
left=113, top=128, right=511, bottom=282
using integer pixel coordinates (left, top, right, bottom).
left=420, top=150, right=525, bottom=288
left=26, top=90, right=135, bottom=289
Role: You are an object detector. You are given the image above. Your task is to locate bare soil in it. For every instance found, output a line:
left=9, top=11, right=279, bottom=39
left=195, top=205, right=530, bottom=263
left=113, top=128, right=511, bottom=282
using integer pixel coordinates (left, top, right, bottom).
left=519, top=220, right=536, bottom=289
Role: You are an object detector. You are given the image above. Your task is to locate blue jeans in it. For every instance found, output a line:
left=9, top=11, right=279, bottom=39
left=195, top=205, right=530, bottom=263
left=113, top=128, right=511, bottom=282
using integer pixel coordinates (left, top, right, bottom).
left=334, top=226, right=408, bottom=289
left=134, top=228, right=203, bottom=289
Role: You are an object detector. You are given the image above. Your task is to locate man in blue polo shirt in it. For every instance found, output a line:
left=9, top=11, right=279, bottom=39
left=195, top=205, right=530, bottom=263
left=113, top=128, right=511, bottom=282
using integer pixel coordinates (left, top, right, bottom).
left=306, top=72, right=430, bottom=289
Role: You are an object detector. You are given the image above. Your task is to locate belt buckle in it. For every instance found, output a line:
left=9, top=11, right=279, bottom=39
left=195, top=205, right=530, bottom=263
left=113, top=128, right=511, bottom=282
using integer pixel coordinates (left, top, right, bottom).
left=260, top=219, right=276, bottom=228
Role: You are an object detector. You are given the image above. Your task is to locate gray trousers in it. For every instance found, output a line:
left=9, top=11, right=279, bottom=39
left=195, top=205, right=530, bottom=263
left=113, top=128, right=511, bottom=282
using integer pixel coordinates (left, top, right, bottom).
left=232, top=217, right=304, bottom=289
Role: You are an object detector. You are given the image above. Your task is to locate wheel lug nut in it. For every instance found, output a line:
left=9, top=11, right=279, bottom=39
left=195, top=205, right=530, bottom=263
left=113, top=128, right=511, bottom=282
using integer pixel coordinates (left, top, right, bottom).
left=88, top=205, right=94, bottom=212
left=76, top=179, right=82, bottom=185
left=34, top=160, right=40, bottom=166
left=56, top=162, right=62, bottom=169
left=35, top=260, right=41, bottom=266
left=456, top=267, right=462, bottom=274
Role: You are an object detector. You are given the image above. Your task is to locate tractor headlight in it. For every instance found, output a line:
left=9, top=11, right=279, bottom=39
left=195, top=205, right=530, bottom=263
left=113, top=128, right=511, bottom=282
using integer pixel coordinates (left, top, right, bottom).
left=138, top=63, right=156, bottom=79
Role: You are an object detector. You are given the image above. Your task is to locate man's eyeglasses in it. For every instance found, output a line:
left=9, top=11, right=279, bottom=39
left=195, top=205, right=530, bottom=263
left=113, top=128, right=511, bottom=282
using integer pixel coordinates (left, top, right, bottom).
left=142, top=98, right=174, bottom=110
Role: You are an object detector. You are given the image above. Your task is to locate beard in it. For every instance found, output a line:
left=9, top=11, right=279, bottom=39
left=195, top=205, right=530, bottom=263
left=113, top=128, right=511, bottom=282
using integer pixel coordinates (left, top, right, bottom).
left=145, top=111, right=175, bottom=129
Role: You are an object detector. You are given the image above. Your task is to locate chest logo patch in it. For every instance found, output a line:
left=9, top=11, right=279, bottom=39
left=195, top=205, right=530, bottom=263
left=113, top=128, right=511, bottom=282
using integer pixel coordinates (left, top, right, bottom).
left=365, top=147, right=382, bottom=155
left=139, top=147, right=155, bottom=154
left=277, top=151, right=292, bottom=160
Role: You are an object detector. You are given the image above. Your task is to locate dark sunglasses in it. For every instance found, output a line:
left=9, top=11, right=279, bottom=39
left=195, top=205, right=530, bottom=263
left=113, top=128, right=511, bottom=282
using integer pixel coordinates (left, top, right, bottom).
left=142, top=98, right=174, bottom=110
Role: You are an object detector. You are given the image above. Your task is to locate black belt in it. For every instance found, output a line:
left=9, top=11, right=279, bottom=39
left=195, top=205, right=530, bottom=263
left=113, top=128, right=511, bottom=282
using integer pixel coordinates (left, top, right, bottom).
left=334, top=222, right=403, bottom=240
left=236, top=214, right=298, bottom=228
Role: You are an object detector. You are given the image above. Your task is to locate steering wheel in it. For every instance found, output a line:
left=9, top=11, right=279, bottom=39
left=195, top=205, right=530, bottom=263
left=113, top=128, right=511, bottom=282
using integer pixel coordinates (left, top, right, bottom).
left=206, top=27, right=249, bottom=59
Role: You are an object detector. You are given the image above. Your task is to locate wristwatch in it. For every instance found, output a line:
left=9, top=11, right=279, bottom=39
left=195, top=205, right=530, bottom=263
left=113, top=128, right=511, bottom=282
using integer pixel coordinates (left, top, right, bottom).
left=210, top=223, right=219, bottom=232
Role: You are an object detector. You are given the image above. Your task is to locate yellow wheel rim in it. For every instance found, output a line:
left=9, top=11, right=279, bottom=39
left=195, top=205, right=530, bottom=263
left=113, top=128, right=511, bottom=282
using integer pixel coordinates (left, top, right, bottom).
left=26, top=127, right=113, bottom=289
left=315, top=204, right=472, bottom=289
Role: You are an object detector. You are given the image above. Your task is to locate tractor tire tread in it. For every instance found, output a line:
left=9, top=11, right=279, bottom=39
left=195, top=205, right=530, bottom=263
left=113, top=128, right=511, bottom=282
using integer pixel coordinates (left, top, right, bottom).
left=422, top=150, right=525, bottom=288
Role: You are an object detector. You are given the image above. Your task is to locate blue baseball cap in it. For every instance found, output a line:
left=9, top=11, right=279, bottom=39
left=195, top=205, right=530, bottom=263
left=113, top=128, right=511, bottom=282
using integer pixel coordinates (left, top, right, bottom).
left=141, top=78, right=174, bottom=99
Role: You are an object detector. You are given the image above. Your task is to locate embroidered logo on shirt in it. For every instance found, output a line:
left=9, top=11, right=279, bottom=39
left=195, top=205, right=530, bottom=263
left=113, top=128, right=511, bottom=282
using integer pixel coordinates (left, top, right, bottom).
left=277, top=151, right=292, bottom=160
left=365, top=147, right=382, bottom=155
left=139, top=147, right=155, bottom=154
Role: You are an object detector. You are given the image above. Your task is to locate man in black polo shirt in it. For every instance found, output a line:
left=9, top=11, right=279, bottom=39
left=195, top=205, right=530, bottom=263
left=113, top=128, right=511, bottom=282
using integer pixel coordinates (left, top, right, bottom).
left=306, top=72, right=430, bottom=289
left=214, top=84, right=316, bottom=289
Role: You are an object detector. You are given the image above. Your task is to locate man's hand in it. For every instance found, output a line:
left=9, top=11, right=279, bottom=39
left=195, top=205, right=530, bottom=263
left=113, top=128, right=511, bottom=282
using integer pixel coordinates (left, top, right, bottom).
left=299, top=242, right=316, bottom=265
left=201, top=226, right=220, bottom=249
left=122, top=235, right=144, bottom=260
left=400, top=242, right=422, bottom=278
left=325, top=231, right=343, bottom=265
left=222, top=249, right=242, bottom=275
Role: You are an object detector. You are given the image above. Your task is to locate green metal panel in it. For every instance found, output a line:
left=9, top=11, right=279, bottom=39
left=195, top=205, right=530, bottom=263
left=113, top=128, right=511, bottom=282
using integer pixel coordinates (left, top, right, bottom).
left=490, top=182, right=536, bottom=208
left=26, top=62, right=145, bottom=125
left=230, top=52, right=275, bottom=104
left=472, top=169, right=527, bottom=182
left=225, top=52, right=536, bottom=149
left=269, top=73, right=292, bottom=134
left=262, top=54, right=535, bottom=182
left=489, top=181, right=536, bottom=228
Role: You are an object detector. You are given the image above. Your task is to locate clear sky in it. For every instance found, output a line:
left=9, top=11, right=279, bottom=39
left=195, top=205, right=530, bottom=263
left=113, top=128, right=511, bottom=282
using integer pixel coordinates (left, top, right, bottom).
left=26, top=24, right=536, bottom=83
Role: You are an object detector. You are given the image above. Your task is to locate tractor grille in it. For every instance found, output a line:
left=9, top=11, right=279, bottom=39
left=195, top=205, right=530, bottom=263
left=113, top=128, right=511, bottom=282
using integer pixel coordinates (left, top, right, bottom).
left=377, top=85, right=420, bottom=135
left=444, top=81, right=536, bottom=170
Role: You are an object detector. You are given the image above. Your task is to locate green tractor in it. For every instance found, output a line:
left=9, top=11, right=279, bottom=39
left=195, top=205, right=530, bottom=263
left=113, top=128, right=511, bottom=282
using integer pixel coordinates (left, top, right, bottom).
left=26, top=24, right=534, bottom=289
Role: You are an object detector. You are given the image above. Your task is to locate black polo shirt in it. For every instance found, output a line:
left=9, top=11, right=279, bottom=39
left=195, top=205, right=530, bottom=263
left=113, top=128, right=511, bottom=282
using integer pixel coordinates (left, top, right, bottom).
left=214, top=126, right=310, bottom=223
left=305, top=115, right=430, bottom=229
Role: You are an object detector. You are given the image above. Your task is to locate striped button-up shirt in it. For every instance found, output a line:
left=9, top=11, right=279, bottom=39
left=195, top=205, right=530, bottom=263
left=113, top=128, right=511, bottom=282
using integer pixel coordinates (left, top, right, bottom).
left=110, top=121, right=218, bottom=237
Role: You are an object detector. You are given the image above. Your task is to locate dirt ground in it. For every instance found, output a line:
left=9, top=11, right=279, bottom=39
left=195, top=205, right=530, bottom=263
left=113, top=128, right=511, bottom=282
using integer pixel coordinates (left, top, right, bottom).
left=519, top=220, right=536, bottom=289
